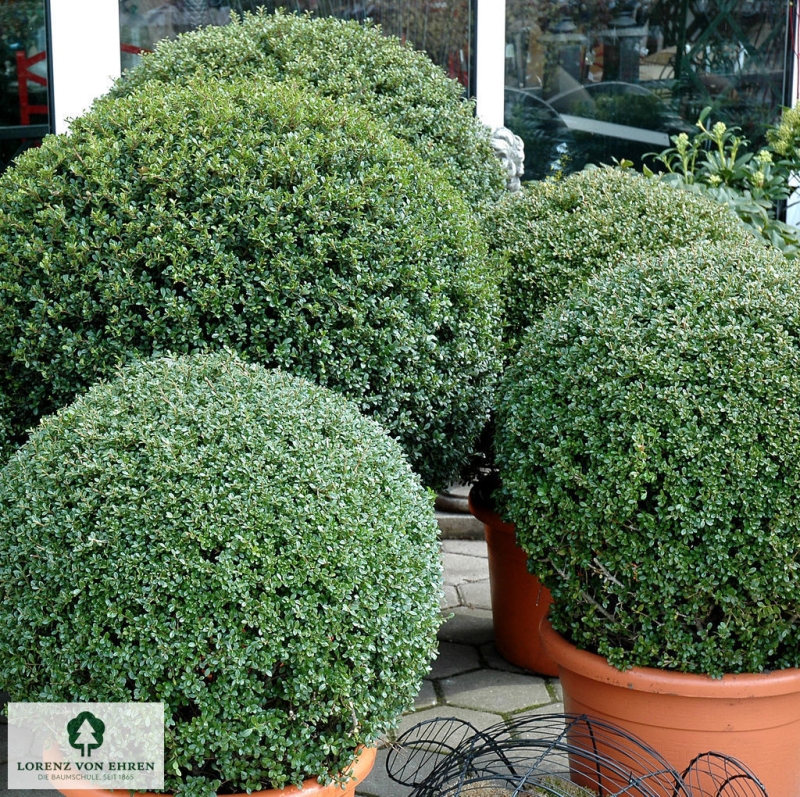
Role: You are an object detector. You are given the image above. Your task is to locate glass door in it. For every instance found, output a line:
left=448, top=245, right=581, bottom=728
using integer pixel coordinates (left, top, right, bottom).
left=0, top=0, right=50, bottom=171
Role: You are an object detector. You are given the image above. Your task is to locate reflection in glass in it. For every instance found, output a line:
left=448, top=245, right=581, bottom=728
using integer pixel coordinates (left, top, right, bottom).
left=505, top=0, right=792, bottom=181
left=0, top=0, right=49, bottom=172
left=120, top=1, right=475, bottom=91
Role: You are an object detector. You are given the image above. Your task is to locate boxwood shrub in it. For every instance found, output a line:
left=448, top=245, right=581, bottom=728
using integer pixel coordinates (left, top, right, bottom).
left=496, top=240, right=800, bottom=676
left=109, top=10, right=506, bottom=211
left=0, top=351, right=443, bottom=797
left=0, top=76, right=500, bottom=487
left=485, top=167, right=759, bottom=356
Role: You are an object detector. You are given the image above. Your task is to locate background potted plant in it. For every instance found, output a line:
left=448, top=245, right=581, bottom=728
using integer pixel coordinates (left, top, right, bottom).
left=469, top=166, right=754, bottom=675
left=0, top=351, right=443, bottom=797
left=494, top=236, right=800, bottom=795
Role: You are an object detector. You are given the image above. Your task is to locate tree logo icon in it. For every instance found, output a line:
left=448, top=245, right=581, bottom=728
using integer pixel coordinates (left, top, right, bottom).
left=67, top=711, right=105, bottom=757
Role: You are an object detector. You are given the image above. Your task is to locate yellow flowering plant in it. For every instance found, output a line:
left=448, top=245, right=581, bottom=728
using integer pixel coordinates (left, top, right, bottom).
left=645, top=106, right=800, bottom=257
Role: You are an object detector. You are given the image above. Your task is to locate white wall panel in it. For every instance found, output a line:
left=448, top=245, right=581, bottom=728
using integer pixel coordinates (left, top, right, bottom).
left=50, top=0, right=120, bottom=133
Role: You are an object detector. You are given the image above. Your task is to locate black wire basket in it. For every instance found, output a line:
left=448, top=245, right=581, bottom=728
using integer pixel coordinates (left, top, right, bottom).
left=386, top=713, right=769, bottom=797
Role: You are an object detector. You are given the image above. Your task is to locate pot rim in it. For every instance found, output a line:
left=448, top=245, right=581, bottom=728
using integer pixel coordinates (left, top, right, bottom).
left=46, top=744, right=377, bottom=797
left=540, top=616, right=800, bottom=698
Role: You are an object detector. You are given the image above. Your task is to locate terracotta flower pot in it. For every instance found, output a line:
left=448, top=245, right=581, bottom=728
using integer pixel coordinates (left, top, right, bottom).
left=540, top=616, right=800, bottom=797
left=47, top=745, right=377, bottom=797
left=468, top=482, right=558, bottom=677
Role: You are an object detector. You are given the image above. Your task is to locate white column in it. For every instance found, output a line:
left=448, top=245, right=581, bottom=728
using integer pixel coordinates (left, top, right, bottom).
left=474, top=0, right=506, bottom=130
left=49, top=0, right=121, bottom=134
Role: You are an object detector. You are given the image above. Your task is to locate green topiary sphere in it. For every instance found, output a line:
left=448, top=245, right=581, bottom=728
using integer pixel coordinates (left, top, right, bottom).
left=0, top=351, right=443, bottom=796
left=496, top=239, right=800, bottom=676
left=109, top=10, right=506, bottom=211
left=0, top=77, right=500, bottom=487
left=485, top=167, right=759, bottom=356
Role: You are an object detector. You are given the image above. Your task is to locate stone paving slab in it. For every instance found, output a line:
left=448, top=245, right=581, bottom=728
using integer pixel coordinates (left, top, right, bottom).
left=551, top=680, right=563, bottom=703
left=441, top=539, right=488, bottom=557
left=524, top=702, right=566, bottom=720
left=356, top=746, right=412, bottom=797
left=437, top=607, right=494, bottom=646
left=440, top=584, right=460, bottom=610
left=396, top=705, right=505, bottom=737
left=412, top=681, right=438, bottom=712
left=441, top=552, right=489, bottom=586
left=479, top=642, right=529, bottom=675
left=456, top=580, right=491, bottom=610
left=426, top=641, right=481, bottom=680
left=357, top=740, right=461, bottom=797
left=440, top=669, right=551, bottom=714
left=436, top=512, right=484, bottom=540
left=361, top=538, right=565, bottom=796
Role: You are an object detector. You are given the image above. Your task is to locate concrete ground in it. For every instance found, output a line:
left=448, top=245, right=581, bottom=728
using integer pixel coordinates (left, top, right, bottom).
left=1, top=500, right=562, bottom=797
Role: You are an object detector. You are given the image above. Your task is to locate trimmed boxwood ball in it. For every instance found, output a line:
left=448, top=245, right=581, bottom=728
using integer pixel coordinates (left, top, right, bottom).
left=109, top=10, right=506, bottom=211
left=485, top=166, right=759, bottom=356
left=0, top=352, right=443, bottom=797
left=0, top=76, right=500, bottom=487
left=496, top=239, right=800, bottom=676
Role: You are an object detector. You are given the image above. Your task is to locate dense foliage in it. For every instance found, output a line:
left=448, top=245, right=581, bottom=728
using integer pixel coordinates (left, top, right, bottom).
left=496, top=240, right=800, bottom=676
left=485, top=167, right=755, bottom=356
left=0, top=77, right=500, bottom=487
left=0, top=352, right=442, bottom=797
left=110, top=10, right=506, bottom=211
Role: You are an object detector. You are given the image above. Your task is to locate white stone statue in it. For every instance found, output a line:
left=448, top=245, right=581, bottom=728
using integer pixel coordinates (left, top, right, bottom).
left=491, top=126, right=525, bottom=192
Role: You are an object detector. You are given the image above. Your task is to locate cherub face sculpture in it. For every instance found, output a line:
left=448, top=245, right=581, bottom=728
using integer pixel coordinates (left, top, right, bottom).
left=491, top=126, right=525, bottom=192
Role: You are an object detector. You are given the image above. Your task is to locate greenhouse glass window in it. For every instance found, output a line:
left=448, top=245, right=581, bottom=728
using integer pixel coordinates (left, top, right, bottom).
left=505, top=0, right=796, bottom=180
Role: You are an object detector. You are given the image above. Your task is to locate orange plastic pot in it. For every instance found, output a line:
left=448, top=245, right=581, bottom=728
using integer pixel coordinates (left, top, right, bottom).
left=47, top=745, right=377, bottom=797
left=540, top=617, right=800, bottom=797
left=468, top=483, right=557, bottom=677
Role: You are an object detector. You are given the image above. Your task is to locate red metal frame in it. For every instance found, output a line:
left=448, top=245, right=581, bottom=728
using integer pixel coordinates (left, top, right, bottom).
left=16, top=44, right=153, bottom=126
left=15, top=50, right=47, bottom=125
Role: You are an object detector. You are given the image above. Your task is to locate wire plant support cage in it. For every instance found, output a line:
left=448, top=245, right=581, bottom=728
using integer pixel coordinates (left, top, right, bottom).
left=386, top=713, right=769, bottom=797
